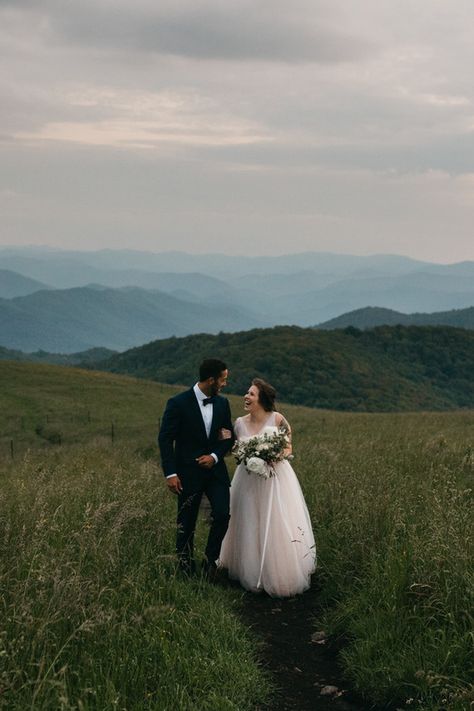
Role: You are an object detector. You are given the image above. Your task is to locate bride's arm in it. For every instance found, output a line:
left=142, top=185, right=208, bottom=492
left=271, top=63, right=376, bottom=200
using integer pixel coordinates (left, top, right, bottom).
left=276, top=412, right=292, bottom=456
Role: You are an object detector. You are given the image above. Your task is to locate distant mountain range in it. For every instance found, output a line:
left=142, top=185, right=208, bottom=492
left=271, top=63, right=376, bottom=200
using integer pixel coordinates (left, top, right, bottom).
left=0, top=269, right=51, bottom=298
left=0, top=286, right=262, bottom=352
left=93, top=324, right=474, bottom=412
left=1, top=247, right=474, bottom=352
left=318, top=306, right=474, bottom=330
left=0, top=246, right=431, bottom=280
left=0, top=345, right=116, bottom=366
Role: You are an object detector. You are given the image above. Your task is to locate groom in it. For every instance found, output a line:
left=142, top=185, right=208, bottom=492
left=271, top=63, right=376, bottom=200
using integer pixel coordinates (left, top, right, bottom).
left=158, top=358, right=234, bottom=577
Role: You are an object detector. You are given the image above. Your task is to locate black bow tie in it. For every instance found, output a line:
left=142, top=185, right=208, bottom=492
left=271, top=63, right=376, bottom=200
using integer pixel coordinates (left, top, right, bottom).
left=202, top=397, right=215, bottom=406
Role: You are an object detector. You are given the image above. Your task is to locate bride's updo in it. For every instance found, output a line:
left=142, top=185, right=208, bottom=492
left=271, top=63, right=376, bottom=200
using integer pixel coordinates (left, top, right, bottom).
left=252, top=378, right=276, bottom=412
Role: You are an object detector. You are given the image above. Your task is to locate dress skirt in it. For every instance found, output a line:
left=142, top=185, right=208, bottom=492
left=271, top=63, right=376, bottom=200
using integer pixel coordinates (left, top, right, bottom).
left=219, top=459, right=316, bottom=597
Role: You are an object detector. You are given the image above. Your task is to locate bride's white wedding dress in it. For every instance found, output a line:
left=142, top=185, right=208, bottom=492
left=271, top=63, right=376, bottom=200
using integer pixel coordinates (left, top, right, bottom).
left=219, top=412, right=316, bottom=597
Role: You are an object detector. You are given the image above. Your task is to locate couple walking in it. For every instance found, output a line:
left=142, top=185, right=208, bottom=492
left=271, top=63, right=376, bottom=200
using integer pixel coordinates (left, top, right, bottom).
left=158, top=359, right=316, bottom=597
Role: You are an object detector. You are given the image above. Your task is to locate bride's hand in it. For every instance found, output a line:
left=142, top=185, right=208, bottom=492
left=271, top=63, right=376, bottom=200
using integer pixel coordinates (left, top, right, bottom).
left=218, top=428, right=232, bottom=440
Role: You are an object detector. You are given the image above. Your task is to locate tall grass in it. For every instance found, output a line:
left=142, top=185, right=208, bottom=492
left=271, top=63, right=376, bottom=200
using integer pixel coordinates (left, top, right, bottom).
left=0, top=445, right=271, bottom=710
left=293, top=411, right=474, bottom=710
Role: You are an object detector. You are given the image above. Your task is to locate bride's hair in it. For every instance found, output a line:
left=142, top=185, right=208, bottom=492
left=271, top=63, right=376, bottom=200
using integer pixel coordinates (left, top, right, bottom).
left=252, top=378, right=276, bottom=412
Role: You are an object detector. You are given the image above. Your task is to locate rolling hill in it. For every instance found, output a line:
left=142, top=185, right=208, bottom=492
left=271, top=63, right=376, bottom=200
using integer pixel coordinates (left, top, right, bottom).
left=318, top=306, right=474, bottom=330
left=94, top=324, right=474, bottom=412
left=0, top=345, right=116, bottom=366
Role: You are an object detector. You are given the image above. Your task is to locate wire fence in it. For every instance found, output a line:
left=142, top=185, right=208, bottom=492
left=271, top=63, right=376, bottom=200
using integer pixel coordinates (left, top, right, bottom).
left=1, top=413, right=162, bottom=461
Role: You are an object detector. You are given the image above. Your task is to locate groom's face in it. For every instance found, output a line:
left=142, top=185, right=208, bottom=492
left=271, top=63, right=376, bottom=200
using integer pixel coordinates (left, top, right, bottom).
left=209, top=369, right=228, bottom=396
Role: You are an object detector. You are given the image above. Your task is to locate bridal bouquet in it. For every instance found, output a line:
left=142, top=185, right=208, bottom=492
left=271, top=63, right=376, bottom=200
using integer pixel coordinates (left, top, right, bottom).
left=233, top=426, right=291, bottom=479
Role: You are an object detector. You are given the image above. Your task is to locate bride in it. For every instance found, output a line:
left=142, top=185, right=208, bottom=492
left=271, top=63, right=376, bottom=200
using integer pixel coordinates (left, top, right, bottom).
left=219, top=378, right=316, bottom=597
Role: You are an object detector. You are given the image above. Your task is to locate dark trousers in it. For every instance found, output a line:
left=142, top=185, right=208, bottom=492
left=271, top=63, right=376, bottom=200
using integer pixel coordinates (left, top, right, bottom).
left=176, top=472, right=230, bottom=569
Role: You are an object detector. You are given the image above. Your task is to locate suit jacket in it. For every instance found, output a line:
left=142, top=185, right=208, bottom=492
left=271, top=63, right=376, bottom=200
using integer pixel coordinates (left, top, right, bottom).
left=158, top=388, right=235, bottom=482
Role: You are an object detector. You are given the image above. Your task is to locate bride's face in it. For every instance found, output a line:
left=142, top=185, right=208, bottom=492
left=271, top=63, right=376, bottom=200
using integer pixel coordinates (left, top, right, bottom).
left=244, top=384, right=261, bottom=413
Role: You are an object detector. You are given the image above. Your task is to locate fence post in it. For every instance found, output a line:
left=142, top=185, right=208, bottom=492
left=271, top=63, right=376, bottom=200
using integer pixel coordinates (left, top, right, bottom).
left=10, top=440, right=14, bottom=460
left=111, top=422, right=115, bottom=443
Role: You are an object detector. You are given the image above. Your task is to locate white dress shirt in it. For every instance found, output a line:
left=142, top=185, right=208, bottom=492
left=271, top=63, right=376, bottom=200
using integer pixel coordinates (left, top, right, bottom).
left=194, top=383, right=213, bottom=437
left=166, top=384, right=218, bottom=479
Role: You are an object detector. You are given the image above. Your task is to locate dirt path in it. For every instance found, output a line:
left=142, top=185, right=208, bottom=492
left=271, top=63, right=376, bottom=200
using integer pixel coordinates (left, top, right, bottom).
left=235, top=579, right=384, bottom=711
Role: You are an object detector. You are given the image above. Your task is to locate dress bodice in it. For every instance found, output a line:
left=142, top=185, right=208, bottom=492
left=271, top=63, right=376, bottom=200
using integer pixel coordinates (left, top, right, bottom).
left=236, top=412, right=277, bottom=440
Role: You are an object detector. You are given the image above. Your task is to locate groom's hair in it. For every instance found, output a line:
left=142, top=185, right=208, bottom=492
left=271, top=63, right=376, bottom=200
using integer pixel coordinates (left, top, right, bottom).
left=199, top=358, right=227, bottom=381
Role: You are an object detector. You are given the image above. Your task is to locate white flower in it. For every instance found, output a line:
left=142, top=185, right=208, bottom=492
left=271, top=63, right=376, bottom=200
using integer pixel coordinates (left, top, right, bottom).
left=261, top=426, right=278, bottom=437
left=246, top=456, right=269, bottom=478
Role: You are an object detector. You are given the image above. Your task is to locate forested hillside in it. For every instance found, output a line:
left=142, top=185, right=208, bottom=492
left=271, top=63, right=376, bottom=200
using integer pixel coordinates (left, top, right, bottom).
left=96, top=325, right=474, bottom=411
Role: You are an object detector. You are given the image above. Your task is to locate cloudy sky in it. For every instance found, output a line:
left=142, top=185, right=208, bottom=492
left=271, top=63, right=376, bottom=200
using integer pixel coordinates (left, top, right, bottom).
left=1, top=0, right=473, bottom=261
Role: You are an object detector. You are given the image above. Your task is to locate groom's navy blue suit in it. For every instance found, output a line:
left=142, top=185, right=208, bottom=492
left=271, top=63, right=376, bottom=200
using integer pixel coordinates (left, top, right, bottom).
left=158, top=387, right=234, bottom=570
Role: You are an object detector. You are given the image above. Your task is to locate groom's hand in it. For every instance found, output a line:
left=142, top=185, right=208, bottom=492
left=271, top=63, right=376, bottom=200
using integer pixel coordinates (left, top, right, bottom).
left=166, top=475, right=183, bottom=494
left=196, top=455, right=215, bottom=469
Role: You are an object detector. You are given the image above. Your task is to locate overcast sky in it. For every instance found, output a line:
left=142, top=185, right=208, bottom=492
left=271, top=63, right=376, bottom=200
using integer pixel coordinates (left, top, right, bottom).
left=1, top=0, right=473, bottom=261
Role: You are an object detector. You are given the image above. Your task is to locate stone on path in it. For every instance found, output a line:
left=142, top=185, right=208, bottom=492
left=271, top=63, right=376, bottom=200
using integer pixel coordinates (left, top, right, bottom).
left=320, top=685, right=340, bottom=696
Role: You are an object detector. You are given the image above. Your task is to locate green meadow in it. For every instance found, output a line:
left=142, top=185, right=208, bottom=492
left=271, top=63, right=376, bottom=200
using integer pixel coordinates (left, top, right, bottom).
left=0, top=361, right=472, bottom=710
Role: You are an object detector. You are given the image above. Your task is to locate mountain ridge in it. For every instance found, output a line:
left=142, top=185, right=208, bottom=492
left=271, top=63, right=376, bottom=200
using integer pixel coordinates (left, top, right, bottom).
left=0, top=286, right=264, bottom=352
left=3, top=248, right=474, bottom=350
left=318, top=306, right=474, bottom=330
left=0, top=269, right=51, bottom=298
left=0, top=345, right=116, bottom=366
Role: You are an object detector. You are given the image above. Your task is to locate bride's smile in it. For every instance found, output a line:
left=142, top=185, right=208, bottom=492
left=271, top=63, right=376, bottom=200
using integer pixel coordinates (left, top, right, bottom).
left=243, top=385, right=262, bottom=415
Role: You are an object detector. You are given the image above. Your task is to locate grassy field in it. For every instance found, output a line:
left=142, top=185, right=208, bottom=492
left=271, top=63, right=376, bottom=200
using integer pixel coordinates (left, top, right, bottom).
left=0, top=363, right=271, bottom=710
left=0, top=361, right=473, bottom=710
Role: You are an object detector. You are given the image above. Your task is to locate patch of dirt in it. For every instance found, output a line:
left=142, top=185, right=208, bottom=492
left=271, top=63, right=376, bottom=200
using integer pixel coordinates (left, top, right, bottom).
left=235, top=579, right=386, bottom=711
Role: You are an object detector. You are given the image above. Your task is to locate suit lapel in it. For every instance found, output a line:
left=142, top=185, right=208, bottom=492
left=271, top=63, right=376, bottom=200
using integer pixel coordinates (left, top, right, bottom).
left=209, top=397, right=221, bottom=439
left=188, top=388, right=208, bottom=440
